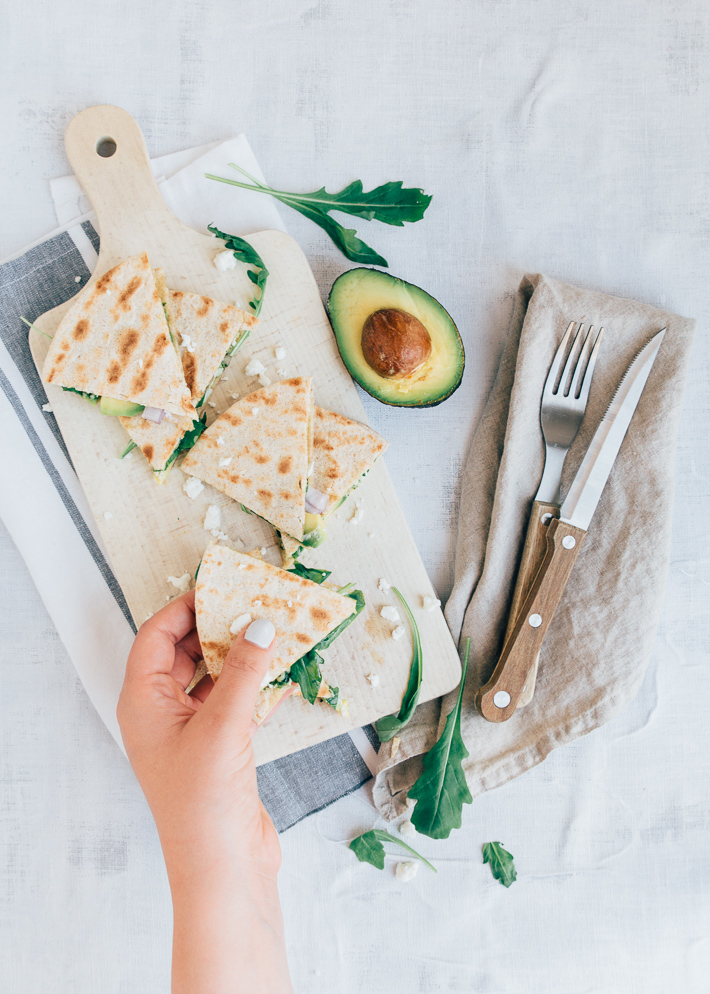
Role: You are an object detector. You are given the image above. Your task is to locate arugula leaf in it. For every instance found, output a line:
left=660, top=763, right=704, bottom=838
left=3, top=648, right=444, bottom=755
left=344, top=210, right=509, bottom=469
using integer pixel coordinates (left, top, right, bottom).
left=314, top=589, right=365, bottom=651
left=239, top=503, right=253, bottom=516
left=207, top=224, right=269, bottom=315
left=349, top=829, right=436, bottom=872
left=408, top=638, right=472, bottom=840
left=161, top=416, right=207, bottom=473
left=287, top=562, right=332, bottom=584
left=375, top=587, right=422, bottom=742
left=62, top=386, right=99, bottom=405
left=290, top=648, right=323, bottom=704
left=206, top=164, right=432, bottom=268
left=21, top=315, right=54, bottom=340
left=324, top=685, right=340, bottom=709
left=119, top=440, right=137, bottom=458
left=482, top=842, right=517, bottom=888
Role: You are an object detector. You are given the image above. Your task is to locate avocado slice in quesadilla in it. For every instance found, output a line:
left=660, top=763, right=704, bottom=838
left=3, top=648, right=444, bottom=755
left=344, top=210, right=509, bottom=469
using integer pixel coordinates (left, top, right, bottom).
left=279, top=406, right=388, bottom=561
left=195, top=543, right=362, bottom=724
left=182, top=377, right=314, bottom=541
left=42, top=253, right=197, bottom=422
left=118, top=272, right=257, bottom=477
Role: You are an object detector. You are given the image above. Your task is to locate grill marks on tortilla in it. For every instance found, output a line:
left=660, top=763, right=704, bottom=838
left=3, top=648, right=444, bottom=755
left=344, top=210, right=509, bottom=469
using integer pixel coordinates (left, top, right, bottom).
left=163, top=288, right=256, bottom=404
left=40, top=253, right=196, bottom=420
left=181, top=378, right=313, bottom=540
left=194, top=545, right=357, bottom=685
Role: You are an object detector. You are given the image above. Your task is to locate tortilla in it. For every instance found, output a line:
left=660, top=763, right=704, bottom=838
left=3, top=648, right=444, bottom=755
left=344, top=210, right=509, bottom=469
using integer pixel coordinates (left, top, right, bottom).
left=280, top=406, right=388, bottom=560
left=165, top=287, right=257, bottom=406
left=182, top=378, right=314, bottom=540
left=119, top=275, right=257, bottom=472
left=42, top=253, right=196, bottom=420
left=194, top=544, right=357, bottom=690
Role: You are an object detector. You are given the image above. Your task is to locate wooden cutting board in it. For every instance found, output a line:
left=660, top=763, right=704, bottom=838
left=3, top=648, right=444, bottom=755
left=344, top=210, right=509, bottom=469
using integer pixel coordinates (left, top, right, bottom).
left=29, top=105, right=462, bottom=764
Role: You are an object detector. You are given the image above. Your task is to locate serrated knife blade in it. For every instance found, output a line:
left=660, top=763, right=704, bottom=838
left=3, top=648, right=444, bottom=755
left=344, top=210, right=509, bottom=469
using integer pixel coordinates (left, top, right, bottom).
left=559, top=328, right=666, bottom=531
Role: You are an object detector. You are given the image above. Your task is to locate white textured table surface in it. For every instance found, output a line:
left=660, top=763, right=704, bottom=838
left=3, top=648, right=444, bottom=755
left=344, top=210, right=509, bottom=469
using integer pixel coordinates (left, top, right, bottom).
left=2, top=2, right=709, bottom=992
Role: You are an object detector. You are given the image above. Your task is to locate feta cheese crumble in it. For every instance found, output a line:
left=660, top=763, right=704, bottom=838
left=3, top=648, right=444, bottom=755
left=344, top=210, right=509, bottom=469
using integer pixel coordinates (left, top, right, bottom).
left=398, top=820, right=416, bottom=837
left=167, top=573, right=192, bottom=594
left=274, top=346, right=287, bottom=360
left=276, top=368, right=286, bottom=376
left=230, top=613, right=252, bottom=634
left=423, top=595, right=441, bottom=612
left=392, top=625, right=406, bottom=641
left=213, top=249, right=237, bottom=271
left=203, top=505, right=221, bottom=531
left=218, top=456, right=233, bottom=468
left=41, top=403, right=53, bottom=413
left=183, top=476, right=205, bottom=500
left=181, top=333, right=196, bottom=354
left=380, top=605, right=400, bottom=623
left=245, top=358, right=266, bottom=377
left=216, top=435, right=225, bottom=446
left=74, top=275, right=81, bottom=283
left=366, top=673, right=380, bottom=687
left=395, top=861, right=419, bottom=882
left=349, top=504, right=365, bottom=525
left=208, top=401, right=216, bottom=408
left=378, top=577, right=391, bottom=592
left=286, top=600, right=293, bottom=608
left=251, top=407, right=259, bottom=415
left=258, top=373, right=272, bottom=387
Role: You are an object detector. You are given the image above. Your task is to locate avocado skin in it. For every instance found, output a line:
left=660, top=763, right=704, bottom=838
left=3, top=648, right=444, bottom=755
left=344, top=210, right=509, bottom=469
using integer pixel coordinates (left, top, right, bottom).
left=327, top=268, right=465, bottom=409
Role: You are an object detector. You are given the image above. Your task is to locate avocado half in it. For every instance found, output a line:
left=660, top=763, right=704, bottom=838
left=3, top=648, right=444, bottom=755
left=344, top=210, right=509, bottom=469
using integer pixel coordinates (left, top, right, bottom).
left=327, top=268, right=464, bottom=408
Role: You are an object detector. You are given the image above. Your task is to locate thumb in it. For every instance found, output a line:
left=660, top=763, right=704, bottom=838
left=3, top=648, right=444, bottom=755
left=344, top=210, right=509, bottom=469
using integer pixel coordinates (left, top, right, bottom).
left=205, top=619, right=276, bottom=729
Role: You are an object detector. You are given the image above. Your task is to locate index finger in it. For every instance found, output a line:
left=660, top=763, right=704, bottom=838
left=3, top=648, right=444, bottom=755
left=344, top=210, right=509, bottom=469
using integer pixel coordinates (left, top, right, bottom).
left=125, top=589, right=197, bottom=681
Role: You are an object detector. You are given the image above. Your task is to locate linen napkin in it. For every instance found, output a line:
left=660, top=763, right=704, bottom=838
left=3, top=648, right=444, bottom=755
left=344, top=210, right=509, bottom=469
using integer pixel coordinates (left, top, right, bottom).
left=373, top=273, right=695, bottom=820
left=0, top=137, right=379, bottom=832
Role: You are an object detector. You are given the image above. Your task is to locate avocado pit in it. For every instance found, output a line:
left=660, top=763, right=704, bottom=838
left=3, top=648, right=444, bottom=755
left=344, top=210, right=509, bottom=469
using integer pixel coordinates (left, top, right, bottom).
left=361, top=308, right=432, bottom=379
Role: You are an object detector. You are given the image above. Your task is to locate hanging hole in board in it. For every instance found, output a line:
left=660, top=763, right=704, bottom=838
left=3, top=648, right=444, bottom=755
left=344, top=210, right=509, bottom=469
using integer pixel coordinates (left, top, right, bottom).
left=96, top=137, right=117, bottom=158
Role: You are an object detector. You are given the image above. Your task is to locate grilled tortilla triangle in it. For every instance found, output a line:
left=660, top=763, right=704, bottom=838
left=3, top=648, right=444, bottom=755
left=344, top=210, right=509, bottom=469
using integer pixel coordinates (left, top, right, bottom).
left=195, top=544, right=356, bottom=689
left=182, top=377, right=314, bottom=540
left=280, top=406, right=388, bottom=559
left=42, top=253, right=196, bottom=421
left=119, top=272, right=257, bottom=473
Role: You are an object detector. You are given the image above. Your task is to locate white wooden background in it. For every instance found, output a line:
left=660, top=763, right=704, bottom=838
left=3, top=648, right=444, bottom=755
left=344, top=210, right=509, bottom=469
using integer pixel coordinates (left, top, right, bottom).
left=2, top=2, right=709, bottom=992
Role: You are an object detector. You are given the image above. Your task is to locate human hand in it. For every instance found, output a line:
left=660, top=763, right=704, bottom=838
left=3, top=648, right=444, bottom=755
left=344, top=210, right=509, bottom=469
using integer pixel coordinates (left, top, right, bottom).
left=117, top=591, right=293, bottom=994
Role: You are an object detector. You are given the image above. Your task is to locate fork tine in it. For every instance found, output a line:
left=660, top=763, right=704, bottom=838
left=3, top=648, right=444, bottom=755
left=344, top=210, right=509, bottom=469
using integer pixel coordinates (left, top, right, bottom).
left=543, top=321, right=576, bottom=398
left=575, top=326, right=604, bottom=404
left=571, top=325, right=595, bottom=398
left=558, top=322, right=587, bottom=396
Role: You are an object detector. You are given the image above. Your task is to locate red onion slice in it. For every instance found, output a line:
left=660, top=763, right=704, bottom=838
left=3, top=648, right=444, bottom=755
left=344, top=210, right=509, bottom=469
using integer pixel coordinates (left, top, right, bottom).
left=305, top=487, right=329, bottom=515
left=142, top=407, right=165, bottom=424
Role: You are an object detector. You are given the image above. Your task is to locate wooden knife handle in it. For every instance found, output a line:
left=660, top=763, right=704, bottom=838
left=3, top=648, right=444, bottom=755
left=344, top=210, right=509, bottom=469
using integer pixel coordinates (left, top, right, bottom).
left=503, top=500, right=560, bottom=708
left=475, top=517, right=586, bottom=722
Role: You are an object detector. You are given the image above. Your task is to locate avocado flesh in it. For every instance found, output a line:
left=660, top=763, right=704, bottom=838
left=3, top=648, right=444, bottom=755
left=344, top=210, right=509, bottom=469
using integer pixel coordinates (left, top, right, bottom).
left=328, top=268, right=464, bottom=408
left=302, top=512, right=326, bottom=547
left=99, top=396, right=145, bottom=417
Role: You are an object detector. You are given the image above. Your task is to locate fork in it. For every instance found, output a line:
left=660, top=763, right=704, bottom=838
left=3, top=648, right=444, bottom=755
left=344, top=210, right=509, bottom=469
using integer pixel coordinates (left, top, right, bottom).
left=501, top=320, right=603, bottom=709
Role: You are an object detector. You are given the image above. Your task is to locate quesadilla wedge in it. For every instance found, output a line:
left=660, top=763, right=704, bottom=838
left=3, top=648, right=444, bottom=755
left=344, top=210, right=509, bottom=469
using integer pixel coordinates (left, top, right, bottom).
left=279, top=406, right=388, bottom=562
left=182, top=377, right=314, bottom=540
left=42, top=253, right=197, bottom=422
left=194, top=544, right=364, bottom=724
left=119, top=274, right=257, bottom=476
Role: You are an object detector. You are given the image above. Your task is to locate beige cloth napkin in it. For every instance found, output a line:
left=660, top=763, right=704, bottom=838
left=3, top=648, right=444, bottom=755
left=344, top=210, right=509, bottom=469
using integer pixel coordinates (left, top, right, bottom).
left=373, top=273, right=695, bottom=821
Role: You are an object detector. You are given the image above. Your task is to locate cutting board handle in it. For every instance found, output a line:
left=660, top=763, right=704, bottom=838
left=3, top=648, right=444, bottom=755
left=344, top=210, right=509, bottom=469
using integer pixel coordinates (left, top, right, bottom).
left=64, top=105, right=167, bottom=243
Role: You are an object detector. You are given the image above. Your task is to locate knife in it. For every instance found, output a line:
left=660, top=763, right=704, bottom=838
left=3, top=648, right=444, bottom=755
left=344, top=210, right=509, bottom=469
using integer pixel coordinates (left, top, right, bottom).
left=475, top=328, right=666, bottom=722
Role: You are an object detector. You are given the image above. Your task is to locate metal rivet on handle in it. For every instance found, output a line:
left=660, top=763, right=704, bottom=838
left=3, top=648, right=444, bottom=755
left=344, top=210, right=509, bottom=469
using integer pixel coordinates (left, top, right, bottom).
left=529, top=613, right=542, bottom=628
left=541, top=513, right=552, bottom=525
left=562, top=535, right=576, bottom=549
left=493, top=691, right=511, bottom=708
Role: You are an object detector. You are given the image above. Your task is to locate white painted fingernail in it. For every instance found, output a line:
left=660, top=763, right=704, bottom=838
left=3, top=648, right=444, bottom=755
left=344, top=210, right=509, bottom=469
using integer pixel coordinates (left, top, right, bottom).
left=243, top=618, right=275, bottom=649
